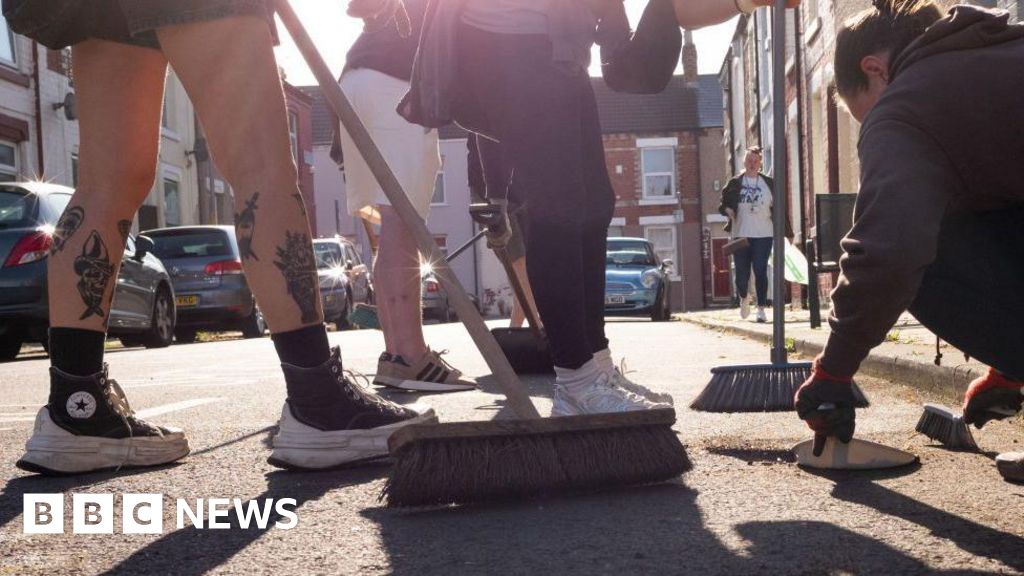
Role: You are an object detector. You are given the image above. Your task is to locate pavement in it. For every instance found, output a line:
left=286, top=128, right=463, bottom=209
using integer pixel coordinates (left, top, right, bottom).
left=1, top=318, right=1023, bottom=575
left=683, top=307, right=989, bottom=398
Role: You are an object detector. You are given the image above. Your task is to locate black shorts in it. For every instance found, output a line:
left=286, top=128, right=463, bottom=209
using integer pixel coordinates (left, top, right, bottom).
left=2, top=0, right=276, bottom=50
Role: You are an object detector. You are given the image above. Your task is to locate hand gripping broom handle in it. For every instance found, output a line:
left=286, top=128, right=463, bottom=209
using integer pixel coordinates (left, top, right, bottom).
left=276, top=0, right=541, bottom=419
left=770, top=0, right=789, bottom=365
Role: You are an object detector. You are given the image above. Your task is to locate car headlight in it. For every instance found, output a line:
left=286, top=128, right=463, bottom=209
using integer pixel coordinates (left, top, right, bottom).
left=641, top=270, right=660, bottom=289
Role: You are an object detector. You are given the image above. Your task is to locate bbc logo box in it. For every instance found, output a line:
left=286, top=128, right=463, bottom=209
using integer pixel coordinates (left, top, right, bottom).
left=24, top=493, right=164, bottom=535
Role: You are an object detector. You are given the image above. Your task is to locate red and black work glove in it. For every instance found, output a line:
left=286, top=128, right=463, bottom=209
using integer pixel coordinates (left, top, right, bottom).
left=963, top=368, right=1024, bottom=429
left=794, top=358, right=857, bottom=456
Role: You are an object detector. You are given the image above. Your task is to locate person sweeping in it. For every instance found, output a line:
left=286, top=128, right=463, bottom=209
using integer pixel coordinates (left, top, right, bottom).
left=6, top=0, right=434, bottom=475
left=794, top=0, right=1024, bottom=461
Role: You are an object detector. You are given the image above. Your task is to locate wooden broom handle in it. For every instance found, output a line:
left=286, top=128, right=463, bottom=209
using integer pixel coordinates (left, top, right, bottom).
left=276, top=0, right=541, bottom=419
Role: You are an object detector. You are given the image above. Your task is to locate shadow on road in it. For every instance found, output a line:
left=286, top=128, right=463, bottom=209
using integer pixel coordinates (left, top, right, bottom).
left=362, top=478, right=1000, bottom=576
left=102, top=465, right=390, bottom=576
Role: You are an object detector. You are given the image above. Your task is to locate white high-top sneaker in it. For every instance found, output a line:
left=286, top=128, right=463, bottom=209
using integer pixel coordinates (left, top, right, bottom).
left=552, top=371, right=671, bottom=417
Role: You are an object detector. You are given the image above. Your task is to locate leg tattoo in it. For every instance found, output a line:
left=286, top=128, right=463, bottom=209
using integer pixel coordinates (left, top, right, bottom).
left=51, top=206, right=85, bottom=255
left=117, top=220, right=131, bottom=248
left=236, top=192, right=260, bottom=261
left=273, top=231, right=319, bottom=324
left=74, top=231, right=114, bottom=320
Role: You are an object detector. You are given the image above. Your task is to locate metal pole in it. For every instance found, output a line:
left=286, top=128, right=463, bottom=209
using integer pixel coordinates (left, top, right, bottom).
left=770, top=0, right=789, bottom=364
left=793, top=5, right=821, bottom=329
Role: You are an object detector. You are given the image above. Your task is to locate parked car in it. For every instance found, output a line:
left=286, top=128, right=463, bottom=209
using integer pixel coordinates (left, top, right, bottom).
left=0, top=182, right=176, bottom=360
left=604, top=237, right=673, bottom=321
left=144, top=225, right=266, bottom=343
left=419, top=262, right=479, bottom=323
left=313, top=237, right=373, bottom=329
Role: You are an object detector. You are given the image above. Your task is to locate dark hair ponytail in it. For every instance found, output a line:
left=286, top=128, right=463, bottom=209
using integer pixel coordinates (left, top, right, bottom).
left=835, top=0, right=944, bottom=97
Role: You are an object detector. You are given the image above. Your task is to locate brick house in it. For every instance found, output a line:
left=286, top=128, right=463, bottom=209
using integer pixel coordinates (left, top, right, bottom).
left=596, top=36, right=726, bottom=311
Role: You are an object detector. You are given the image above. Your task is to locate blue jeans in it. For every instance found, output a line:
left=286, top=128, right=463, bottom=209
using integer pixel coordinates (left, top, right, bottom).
left=733, top=237, right=773, bottom=307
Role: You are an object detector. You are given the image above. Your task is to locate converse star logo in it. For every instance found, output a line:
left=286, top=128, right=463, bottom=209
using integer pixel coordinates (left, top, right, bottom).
left=66, top=392, right=96, bottom=419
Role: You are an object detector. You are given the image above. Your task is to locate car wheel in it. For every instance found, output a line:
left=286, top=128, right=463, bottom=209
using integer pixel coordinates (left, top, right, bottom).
left=175, top=328, right=199, bottom=344
left=335, top=291, right=354, bottom=330
left=651, top=287, right=669, bottom=322
left=241, top=303, right=267, bottom=339
left=0, top=335, right=23, bottom=361
left=142, top=287, right=175, bottom=348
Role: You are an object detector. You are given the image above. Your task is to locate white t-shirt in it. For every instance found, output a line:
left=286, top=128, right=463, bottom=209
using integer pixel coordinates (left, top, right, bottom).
left=734, top=175, right=774, bottom=239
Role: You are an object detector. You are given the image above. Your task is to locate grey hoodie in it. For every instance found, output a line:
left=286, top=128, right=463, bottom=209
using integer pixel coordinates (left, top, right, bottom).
left=820, top=6, right=1024, bottom=376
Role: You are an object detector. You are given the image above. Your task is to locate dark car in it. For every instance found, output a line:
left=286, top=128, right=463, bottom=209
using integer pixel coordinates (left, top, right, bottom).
left=313, top=237, right=373, bottom=329
left=604, top=237, right=673, bottom=321
left=145, top=226, right=266, bottom=343
left=0, top=182, right=176, bottom=360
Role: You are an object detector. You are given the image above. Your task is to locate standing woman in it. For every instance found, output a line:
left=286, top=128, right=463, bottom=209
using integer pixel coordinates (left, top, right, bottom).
left=719, top=146, right=779, bottom=323
left=4, top=0, right=433, bottom=475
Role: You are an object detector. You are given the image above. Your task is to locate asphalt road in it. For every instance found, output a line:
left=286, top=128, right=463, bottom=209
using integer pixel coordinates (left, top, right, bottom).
left=1, top=318, right=1023, bottom=575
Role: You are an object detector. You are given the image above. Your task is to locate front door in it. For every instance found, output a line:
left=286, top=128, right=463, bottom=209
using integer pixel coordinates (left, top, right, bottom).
left=711, top=238, right=732, bottom=301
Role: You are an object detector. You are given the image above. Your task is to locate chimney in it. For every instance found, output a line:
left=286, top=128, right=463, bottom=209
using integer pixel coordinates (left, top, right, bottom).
left=683, top=30, right=698, bottom=87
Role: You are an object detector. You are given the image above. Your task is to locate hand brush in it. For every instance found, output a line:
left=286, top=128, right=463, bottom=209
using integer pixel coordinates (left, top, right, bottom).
left=915, top=404, right=979, bottom=451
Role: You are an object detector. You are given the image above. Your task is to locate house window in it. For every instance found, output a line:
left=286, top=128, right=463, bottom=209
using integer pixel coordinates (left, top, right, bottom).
left=434, top=235, right=448, bottom=258
left=431, top=171, right=445, bottom=205
left=289, top=111, right=300, bottom=164
left=0, top=141, right=18, bottom=181
left=161, top=82, right=173, bottom=132
left=163, top=176, right=181, bottom=226
left=644, top=225, right=677, bottom=277
left=641, top=147, right=676, bottom=199
left=607, top=226, right=624, bottom=238
left=0, top=16, right=15, bottom=65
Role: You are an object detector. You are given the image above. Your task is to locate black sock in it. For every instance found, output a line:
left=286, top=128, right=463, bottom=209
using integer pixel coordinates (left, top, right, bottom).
left=272, top=324, right=331, bottom=369
left=49, top=327, right=105, bottom=377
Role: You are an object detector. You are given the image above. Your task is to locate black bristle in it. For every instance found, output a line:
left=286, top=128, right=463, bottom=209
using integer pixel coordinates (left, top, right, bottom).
left=691, top=363, right=872, bottom=413
left=915, top=404, right=979, bottom=451
left=381, top=425, right=690, bottom=507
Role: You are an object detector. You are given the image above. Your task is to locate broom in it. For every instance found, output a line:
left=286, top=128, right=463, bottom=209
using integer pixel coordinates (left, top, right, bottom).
left=276, top=0, right=690, bottom=507
left=690, top=0, right=869, bottom=413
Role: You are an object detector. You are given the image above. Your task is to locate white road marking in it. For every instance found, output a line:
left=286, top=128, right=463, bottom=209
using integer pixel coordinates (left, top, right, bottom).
left=0, top=397, right=224, bottom=423
left=120, top=381, right=249, bottom=390
left=135, top=397, right=224, bottom=419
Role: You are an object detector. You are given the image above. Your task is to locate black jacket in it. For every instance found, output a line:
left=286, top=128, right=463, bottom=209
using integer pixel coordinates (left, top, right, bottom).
left=718, top=172, right=792, bottom=237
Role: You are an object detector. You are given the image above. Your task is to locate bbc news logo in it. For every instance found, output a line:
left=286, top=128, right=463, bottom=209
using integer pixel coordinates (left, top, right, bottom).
left=24, top=494, right=298, bottom=534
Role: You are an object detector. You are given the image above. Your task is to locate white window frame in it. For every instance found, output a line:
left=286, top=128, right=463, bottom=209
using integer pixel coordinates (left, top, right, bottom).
left=431, top=154, right=447, bottom=206
left=288, top=111, right=300, bottom=165
left=161, top=76, right=181, bottom=141
left=0, top=16, right=16, bottom=67
left=638, top=139, right=678, bottom=205
left=160, top=167, right=183, bottom=227
left=0, top=140, right=19, bottom=181
left=644, top=225, right=680, bottom=281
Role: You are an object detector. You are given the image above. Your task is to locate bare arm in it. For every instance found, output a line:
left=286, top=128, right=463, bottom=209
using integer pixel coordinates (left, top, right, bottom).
left=672, top=0, right=800, bottom=30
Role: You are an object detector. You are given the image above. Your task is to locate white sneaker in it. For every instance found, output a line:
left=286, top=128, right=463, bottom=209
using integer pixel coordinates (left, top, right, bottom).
left=269, top=401, right=436, bottom=470
left=740, top=297, right=751, bottom=320
left=552, top=372, right=671, bottom=417
left=756, top=307, right=767, bottom=323
left=612, top=363, right=674, bottom=406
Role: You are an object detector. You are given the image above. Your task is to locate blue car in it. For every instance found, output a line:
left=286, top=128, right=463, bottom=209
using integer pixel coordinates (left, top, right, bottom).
left=604, top=237, right=673, bottom=321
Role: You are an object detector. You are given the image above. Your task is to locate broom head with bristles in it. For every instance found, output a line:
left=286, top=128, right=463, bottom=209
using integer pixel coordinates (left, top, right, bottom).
left=381, top=408, right=690, bottom=507
left=915, top=404, right=979, bottom=451
left=689, top=362, right=871, bottom=413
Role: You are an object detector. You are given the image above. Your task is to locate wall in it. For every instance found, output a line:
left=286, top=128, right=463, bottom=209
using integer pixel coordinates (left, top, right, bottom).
left=140, top=72, right=200, bottom=232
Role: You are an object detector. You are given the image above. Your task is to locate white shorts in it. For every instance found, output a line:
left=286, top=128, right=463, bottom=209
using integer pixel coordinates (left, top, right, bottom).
left=337, top=68, right=440, bottom=219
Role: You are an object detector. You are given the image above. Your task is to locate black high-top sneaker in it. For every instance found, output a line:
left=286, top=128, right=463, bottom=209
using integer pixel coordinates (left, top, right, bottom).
left=269, top=347, right=436, bottom=470
left=16, top=366, right=190, bottom=475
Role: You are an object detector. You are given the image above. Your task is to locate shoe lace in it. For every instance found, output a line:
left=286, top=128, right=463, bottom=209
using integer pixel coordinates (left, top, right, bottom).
left=429, top=348, right=457, bottom=373
left=330, top=362, right=403, bottom=416
left=98, top=374, right=136, bottom=471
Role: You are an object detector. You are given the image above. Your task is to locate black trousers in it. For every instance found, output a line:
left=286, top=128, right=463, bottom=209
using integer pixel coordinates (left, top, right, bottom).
left=909, top=205, right=1024, bottom=381
left=454, top=24, right=614, bottom=369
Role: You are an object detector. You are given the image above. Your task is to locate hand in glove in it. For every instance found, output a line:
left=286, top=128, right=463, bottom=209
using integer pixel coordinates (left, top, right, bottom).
left=794, top=358, right=857, bottom=456
left=963, top=368, right=1024, bottom=429
left=347, top=0, right=412, bottom=37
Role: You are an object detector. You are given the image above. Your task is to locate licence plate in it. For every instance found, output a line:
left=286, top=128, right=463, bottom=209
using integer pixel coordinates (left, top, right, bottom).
left=605, top=295, right=626, bottom=305
left=176, top=295, right=199, bottom=307
left=325, top=294, right=336, bottom=303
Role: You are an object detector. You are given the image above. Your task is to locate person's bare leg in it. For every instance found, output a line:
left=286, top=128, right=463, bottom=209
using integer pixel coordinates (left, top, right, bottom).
left=17, top=40, right=190, bottom=476
left=49, top=40, right=167, bottom=333
left=374, top=206, right=428, bottom=361
left=156, top=18, right=322, bottom=334
left=153, top=17, right=431, bottom=470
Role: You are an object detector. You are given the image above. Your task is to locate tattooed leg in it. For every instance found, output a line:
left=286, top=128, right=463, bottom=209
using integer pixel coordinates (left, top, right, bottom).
left=74, top=231, right=115, bottom=321
left=273, top=231, right=319, bottom=325
left=235, top=192, right=260, bottom=261
left=51, top=206, right=85, bottom=255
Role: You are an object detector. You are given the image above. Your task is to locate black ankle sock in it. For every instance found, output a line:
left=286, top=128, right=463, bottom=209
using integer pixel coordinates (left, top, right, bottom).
left=49, top=327, right=105, bottom=377
left=272, top=324, right=331, bottom=369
